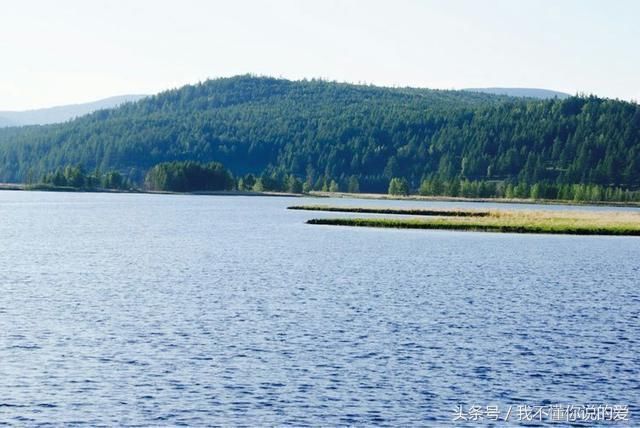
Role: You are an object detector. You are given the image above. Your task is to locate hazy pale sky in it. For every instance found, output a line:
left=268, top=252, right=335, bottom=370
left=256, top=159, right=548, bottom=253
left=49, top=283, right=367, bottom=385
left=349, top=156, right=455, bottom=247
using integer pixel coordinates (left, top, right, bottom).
left=1, top=0, right=638, bottom=110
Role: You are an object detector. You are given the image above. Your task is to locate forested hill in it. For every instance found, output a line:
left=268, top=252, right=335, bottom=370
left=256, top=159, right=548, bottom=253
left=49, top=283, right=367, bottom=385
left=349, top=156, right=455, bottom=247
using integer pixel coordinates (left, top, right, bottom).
left=0, top=75, right=639, bottom=195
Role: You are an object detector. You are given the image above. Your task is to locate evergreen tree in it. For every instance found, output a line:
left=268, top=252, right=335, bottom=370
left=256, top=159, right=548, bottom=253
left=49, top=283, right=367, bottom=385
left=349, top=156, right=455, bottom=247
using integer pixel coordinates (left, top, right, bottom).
left=348, top=176, right=360, bottom=193
left=1, top=76, right=638, bottom=203
left=388, top=177, right=409, bottom=196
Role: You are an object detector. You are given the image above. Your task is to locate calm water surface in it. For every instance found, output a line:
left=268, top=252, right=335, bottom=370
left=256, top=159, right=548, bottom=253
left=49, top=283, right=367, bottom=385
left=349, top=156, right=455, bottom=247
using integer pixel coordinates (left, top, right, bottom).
left=0, top=192, right=638, bottom=426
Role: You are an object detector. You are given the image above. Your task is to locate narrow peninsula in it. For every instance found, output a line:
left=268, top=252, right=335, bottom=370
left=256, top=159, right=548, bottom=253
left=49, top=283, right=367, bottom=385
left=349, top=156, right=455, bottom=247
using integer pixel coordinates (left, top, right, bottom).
left=303, top=207, right=640, bottom=236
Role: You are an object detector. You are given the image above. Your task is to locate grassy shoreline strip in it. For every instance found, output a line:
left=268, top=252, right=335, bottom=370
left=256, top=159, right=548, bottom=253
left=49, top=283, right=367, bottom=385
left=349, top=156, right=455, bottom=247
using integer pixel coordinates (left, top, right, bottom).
left=288, top=205, right=490, bottom=217
left=308, top=191, right=640, bottom=208
left=306, top=217, right=640, bottom=236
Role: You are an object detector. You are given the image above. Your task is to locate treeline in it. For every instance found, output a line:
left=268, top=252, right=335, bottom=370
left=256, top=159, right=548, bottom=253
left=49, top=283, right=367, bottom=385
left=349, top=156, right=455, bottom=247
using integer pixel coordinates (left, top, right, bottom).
left=144, top=161, right=234, bottom=192
left=415, top=177, right=640, bottom=202
left=39, top=165, right=131, bottom=190
left=1, top=75, right=639, bottom=201
left=37, top=161, right=640, bottom=202
left=37, top=162, right=310, bottom=194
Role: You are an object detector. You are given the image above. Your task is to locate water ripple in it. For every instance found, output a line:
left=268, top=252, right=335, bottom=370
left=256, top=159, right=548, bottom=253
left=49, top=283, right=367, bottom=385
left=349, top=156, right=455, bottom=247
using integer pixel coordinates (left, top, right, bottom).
left=0, top=192, right=638, bottom=425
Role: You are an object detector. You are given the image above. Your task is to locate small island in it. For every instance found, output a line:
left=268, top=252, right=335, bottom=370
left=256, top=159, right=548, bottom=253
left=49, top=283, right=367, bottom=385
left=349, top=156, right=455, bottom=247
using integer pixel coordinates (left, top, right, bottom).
left=297, top=205, right=640, bottom=236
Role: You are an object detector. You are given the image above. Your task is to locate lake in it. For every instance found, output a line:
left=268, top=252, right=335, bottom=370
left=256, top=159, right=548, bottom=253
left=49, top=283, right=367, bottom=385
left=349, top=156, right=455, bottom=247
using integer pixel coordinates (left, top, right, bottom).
left=1, top=191, right=638, bottom=425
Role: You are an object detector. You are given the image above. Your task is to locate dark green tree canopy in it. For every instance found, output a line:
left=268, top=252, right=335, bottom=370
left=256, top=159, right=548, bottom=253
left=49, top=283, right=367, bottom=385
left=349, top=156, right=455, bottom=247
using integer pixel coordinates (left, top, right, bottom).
left=388, top=177, right=409, bottom=196
left=144, top=161, right=233, bottom=192
left=1, top=75, right=638, bottom=197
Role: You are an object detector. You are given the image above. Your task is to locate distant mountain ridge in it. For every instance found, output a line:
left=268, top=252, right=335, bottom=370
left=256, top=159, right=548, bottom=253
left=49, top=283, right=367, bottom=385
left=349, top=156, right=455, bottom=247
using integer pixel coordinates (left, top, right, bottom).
left=463, top=87, right=571, bottom=99
left=0, top=94, right=148, bottom=127
left=0, top=88, right=572, bottom=127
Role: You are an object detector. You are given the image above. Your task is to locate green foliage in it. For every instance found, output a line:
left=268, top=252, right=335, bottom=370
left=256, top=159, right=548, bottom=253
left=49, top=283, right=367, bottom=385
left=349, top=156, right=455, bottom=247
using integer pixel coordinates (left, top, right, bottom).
left=347, top=176, right=360, bottom=193
left=144, top=161, right=233, bottom=192
left=252, top=178, right=264, bottom=192
left=101, top=171, right=127, bottom=190
left=239, top=173, right=256, bottom=191
left=388, top=177, right=409, bottom=196
left=0, top=75, right=639, bottom=201
left=41, top=165, right=129, bottom=190
left=286, top=174, right=303, bottom=193
left=255, top=173, right=281, bottom=192
left=416, top=177, right=640, bottom=202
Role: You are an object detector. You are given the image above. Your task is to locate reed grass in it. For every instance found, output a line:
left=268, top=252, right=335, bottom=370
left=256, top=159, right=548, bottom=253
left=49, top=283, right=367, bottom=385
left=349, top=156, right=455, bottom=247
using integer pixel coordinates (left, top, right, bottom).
left=306, top=209, right=640, bottom=236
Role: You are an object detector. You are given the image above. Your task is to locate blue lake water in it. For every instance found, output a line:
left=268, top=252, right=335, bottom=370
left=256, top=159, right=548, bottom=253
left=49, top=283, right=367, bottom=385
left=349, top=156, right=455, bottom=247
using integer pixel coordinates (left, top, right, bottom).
left=1, top=191, right=639, bottom=426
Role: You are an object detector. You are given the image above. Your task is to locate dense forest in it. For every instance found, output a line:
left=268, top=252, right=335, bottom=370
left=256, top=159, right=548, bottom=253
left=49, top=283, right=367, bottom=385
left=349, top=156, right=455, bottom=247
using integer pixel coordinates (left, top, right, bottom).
left=144, top=161, right=234, bottom=192
left=38, top=165, right=131, bottom=191
left=1, top=75, right=639, bottom=201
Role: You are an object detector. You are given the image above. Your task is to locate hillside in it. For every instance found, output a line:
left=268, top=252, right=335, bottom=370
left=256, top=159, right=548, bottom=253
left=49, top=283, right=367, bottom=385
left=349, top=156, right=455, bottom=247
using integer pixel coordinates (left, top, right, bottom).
left=464, top=87, right=570, bottom=99
left=0, top=75, right=639, bottom=198
left=0, top=94, right=147, bottom=127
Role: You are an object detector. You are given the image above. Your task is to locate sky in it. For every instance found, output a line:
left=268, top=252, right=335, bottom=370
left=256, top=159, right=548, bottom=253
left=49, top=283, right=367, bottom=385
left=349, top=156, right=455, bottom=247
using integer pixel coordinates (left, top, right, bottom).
left=1, top=0, right=638, bottom=110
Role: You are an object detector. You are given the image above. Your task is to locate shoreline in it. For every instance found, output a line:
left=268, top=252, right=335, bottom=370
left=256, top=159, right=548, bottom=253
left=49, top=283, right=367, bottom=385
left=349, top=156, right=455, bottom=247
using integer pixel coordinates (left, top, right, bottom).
left=288, top=205, right=490, bottom=217
left=308, top=191, right=640, bottom=208
left=307, top=217, right=640, bottom=236
left=1, top=183, right=639, bottom=207
left=0, top=183, right=302, bottom=198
